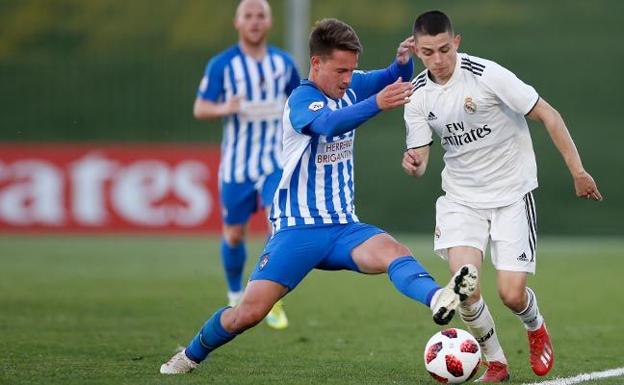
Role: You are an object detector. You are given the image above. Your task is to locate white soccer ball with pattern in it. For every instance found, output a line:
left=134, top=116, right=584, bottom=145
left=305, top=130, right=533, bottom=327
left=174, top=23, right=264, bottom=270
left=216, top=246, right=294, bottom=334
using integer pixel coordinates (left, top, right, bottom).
left=423, top=328, right=481, bottom=384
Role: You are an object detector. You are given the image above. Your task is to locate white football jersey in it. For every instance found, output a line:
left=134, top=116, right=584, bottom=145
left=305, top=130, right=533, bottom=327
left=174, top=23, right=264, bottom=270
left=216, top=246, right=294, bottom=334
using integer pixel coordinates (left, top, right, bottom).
left=405, top=53, right=540, bottom=208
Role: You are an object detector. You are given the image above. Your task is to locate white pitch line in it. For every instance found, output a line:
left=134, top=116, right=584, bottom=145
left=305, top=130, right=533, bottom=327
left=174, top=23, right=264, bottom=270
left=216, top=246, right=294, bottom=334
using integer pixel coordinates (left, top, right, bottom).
left=522, top=367, right=624, bottom=385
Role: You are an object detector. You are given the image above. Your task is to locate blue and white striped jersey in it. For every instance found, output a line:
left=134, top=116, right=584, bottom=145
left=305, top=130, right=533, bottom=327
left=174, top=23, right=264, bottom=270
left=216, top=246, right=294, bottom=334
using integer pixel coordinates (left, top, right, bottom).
left=270, top=70, right=397, bottom=232
left=197, top=44, right=300, bottom=183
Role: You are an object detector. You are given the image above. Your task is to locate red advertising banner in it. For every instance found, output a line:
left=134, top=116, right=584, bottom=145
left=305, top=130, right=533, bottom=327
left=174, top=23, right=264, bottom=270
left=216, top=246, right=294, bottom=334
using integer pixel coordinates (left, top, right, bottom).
left=0, top=143, right=267, bottom=234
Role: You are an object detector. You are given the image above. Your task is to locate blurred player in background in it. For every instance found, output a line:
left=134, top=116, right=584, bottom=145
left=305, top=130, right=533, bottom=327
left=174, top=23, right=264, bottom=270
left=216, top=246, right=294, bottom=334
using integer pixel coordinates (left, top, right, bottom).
left=161, top=17, right=478, bottom=375
left=193, top=0, right=300, bottom=330
left=402, top=10, right=602, bottom=382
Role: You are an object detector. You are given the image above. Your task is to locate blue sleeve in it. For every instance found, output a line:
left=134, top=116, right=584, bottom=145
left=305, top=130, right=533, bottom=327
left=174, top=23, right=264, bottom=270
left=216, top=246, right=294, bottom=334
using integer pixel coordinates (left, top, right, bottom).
left=307, top=96, right=380, bottom=136
left=196, top=57, right=225, bottom=102
left=288, top=86, right=381, bottom=137
left=350, top=58, right=414, bottom=99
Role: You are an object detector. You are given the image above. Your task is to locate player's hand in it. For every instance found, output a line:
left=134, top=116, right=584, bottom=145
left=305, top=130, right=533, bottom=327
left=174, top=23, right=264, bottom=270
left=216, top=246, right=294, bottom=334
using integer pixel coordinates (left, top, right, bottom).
left=396, top=36, right=415, bottom=65
left=376, top=77, right=414, bottom=110
left=573, top=170, right=603, bottom=201
left=402, top=148, right=423, bottom=177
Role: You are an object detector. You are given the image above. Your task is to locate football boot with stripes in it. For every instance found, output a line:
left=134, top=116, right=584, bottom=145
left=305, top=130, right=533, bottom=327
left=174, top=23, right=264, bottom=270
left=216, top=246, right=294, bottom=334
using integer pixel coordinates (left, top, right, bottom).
left=528, top=323, right=554, bottom=376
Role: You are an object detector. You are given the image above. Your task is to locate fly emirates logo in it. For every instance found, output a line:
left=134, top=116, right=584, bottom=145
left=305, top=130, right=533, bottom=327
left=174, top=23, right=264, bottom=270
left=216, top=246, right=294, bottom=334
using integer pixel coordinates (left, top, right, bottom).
left=316, top=138, right=353, bottom=165
left=441, top=121, right=492, bottom=147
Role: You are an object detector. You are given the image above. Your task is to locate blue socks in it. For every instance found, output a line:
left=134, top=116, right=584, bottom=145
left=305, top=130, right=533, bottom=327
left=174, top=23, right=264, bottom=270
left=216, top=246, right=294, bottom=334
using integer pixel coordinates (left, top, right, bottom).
left=388, top=256, right=440, bottom=306
left=221, top=240, right=247, bottom=293
left=185, top=307, right=238, bottom=363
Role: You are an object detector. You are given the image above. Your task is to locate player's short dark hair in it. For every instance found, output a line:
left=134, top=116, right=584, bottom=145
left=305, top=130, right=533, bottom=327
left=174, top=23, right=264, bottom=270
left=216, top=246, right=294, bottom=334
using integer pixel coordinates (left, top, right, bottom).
left=413, top=10, right=454, bottom=37
left=309, top=18, right=362, bottom=57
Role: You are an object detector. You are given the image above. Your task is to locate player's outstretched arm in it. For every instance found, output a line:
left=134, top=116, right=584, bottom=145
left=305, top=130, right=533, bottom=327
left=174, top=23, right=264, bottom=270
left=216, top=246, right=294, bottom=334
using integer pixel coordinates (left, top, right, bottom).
left=376, top=77, right=414, bottom=111
left=193, top=96, right=241, bottom=120
left=527, top=97, right=603, bottom=201
left=305, top=79, right=413, bottom=137
left=402, top=146, right=430, bottom=178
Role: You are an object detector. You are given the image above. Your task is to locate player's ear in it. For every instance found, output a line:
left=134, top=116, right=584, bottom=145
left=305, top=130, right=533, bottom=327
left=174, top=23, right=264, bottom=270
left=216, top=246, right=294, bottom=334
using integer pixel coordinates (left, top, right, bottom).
left=454, top=34, right=462, bottom=50
left=233, top=7, right=242, bottom=30
left=411, top=35, right=420, bottom=56
left=266, top=13, right=273, bottom=29
left=411, top=44, right=422, bottom=59
left=310, top=55, right=321, bottom=70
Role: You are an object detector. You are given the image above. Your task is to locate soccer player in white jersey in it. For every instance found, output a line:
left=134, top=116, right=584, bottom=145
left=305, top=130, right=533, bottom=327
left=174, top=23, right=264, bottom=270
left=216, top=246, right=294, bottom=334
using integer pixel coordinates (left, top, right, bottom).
left=160, top=18, right=479, bottom=376
left=402, top=11, right=603, bottom=382
left=193, top=0, right=300, bottom=330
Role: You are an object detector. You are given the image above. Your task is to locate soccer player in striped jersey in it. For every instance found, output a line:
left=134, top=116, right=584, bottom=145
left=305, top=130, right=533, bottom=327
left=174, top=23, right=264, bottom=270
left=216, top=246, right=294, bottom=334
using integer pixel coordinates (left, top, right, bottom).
left=193, top=0, right=300, bottom=330
left=160, top=18, right=478, bottom=375
left=402, top=11, right=603, bottom=382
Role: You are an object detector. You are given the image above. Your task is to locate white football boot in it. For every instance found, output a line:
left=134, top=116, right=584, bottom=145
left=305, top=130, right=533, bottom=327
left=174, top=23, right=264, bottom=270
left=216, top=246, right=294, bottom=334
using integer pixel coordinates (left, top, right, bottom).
left=431, top=264, right=478, bottom=325
left=160, top=350, right=198, bottom=375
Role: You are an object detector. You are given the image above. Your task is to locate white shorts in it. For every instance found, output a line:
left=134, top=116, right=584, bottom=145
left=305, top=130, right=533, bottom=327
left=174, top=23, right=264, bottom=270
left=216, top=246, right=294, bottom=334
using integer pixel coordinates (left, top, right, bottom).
left=433, top=192, right=538, bottom=273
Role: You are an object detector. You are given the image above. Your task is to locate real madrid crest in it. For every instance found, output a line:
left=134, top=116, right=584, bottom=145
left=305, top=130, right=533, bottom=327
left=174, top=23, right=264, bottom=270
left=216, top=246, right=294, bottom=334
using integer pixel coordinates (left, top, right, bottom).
left=464, top=97, right=477, bottom=114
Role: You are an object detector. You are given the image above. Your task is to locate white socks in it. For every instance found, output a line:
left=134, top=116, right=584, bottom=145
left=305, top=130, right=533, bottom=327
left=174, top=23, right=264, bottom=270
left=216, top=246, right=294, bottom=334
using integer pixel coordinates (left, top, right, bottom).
left=458, top=288, right=544, bottom=364
left=514, top=287, right=544, bottom=331
left=459, top=296, right=507, bottom=364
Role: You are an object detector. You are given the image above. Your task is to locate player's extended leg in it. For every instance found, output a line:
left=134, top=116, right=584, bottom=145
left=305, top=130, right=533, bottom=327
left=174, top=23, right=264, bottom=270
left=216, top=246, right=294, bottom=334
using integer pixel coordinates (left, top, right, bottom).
left=160, top=279, right=288, bottom=374
left=449, top=246, right=510, bottom=383
left=221, top=224, right=247, bottom=306
left=497, top=271, right=553, bottom=376
left=350, top=233, right=477, bottom=325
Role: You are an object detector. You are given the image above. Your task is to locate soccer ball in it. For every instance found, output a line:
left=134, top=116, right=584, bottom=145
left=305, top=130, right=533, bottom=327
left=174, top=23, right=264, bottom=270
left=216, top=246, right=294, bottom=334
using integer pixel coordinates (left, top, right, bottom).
left=423, top=328, right=481, bottom=384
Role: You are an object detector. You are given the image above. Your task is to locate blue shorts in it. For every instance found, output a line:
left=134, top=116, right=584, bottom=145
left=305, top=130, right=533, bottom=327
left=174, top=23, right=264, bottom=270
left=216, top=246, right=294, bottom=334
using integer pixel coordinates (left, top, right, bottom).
left=249, top=222, right=385, bottom=290
left=219, top=171, right=282, bottom=225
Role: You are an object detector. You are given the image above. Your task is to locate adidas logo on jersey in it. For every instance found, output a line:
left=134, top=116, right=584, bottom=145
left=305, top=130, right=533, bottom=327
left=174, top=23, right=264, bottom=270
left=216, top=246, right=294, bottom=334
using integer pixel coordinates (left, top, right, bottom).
left=517, top=252, right=528, bottom=262
left=427, top=112, right=437, bottom=121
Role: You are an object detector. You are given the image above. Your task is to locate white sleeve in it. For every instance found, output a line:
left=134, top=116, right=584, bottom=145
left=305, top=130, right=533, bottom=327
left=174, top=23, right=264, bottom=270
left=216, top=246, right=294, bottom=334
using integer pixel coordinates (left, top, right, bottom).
left=404, top=98, right=433, bottom=149
left=482, top=62, right=539, bottom=115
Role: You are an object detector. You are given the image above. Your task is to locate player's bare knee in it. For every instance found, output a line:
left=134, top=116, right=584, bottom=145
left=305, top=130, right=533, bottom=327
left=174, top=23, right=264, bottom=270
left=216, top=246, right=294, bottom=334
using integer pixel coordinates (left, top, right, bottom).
left=224, top=226, right=246, bottom=246
left=232, top=305, right=266, bottom=331
left=378, top=244, right=411, bottom=268
left=386, top=242, right=412, bottom=260
left=498, top=289, right=526, bottom=312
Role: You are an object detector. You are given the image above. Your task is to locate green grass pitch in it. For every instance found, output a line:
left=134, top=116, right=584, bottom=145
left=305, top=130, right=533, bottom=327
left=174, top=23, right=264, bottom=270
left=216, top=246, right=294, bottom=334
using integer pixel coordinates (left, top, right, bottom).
left=1, top=235, right=623, bottom=385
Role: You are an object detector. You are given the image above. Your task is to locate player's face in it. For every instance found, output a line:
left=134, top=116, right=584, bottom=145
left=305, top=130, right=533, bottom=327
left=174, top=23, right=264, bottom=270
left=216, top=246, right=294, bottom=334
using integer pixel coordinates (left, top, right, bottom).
left=234, top=0, right=272, bottom=46
left=310, top=50, right=359, bottom=100
left=414, top=32, right=461, bottom=84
